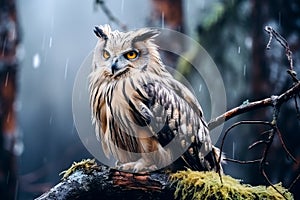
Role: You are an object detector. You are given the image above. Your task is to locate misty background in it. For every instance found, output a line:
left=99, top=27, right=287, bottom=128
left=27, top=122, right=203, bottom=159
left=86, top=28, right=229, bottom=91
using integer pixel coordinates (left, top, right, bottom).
left=17, top=0, right=152, bottom=198
left=9, top=0, right=300, bottom=199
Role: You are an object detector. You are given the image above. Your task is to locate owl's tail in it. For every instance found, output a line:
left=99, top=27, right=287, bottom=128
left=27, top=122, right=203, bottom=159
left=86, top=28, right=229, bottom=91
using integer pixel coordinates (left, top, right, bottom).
left=169, top=145, right=224, bottom=173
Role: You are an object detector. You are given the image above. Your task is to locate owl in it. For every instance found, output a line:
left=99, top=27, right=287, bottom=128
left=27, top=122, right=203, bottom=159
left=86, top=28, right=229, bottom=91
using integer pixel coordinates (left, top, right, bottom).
left=89, top=24, right=221, bottom=173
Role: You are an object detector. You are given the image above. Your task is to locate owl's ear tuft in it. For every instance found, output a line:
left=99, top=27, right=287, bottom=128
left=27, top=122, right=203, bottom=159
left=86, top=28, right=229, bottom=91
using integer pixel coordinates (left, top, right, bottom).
left=132, top=28, right=160, bottom=43
left=94, top=24, right=111, bottom=40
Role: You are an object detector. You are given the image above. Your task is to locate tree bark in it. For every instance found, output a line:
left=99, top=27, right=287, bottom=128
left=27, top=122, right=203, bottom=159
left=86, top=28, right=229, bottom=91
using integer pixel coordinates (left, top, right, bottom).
left=35, top=164, right=175, bottom=200
left=35, top=161, right=293, bottom=200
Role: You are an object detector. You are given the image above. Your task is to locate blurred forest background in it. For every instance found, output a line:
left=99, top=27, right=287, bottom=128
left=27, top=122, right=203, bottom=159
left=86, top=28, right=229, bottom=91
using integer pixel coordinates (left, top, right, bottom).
left=0, top=0, right=300, bottom=199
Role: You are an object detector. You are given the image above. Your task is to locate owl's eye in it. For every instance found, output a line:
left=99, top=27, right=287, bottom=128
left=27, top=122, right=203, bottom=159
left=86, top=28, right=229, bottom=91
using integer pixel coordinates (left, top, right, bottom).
left=124, top=50, right=139, bottom=60
left=102, top=50, right=110, bottom=60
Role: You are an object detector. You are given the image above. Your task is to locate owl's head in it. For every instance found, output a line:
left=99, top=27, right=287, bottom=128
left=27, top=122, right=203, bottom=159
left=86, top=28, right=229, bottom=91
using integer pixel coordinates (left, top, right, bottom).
left=92, top=24, right=161, bottom=78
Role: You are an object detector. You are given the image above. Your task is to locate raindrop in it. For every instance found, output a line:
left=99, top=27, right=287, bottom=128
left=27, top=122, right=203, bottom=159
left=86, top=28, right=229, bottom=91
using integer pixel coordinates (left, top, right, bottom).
left=238, top=46, right=241, bottom=54
left=4, top=73, right=9, bottom=87
left=15, top=180, right=19, bottom=196
left=6, top=112, right=10, bottom=123
left=186, top=1, right=189, bottom=13
left=33, top=53, right=41, bottom=68
left=199, top=84, right=202, bottom=92
left=243, top=64, right=247, bottom=76
left=71, top=121, right=76, bottom=135
left=161, top=12, right=165, bottom=28
left=14, top=132, right=24, bottom=156
left=233, top=90, right=237, bottom=98
left=14, top=100, right=22, bottom=112
left=244, top=37, right=252, bottom=49
left=121, top=0, right=124, bottom=13
left=49, top=37, right=53, bottom=48
left=2, top=38, right=7, bottom=56
left=11, top=29, right=16, bottom=41
left=65, top=58, right=69, bottom=80
left=49, top=115, right=53, bottom=125
left=6, top=171, right=10, bottom=183
left=232, top=142, right=235, bottom=159
left=16, top=44, right=25, bottom=61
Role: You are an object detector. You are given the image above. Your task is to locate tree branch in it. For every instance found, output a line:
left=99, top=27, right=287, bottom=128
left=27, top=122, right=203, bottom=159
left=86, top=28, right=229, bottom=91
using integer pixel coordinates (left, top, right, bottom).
left=94, top=0, right=127, bottom=31
left=35, top=160, right=293, bottom=200
left=209, top=25, right=299, bottom=130
left=210, top=26, right=300, bottom=198
left=208, top=81, right=300, bottom=130
left=35, top=162, right=173, bottom=200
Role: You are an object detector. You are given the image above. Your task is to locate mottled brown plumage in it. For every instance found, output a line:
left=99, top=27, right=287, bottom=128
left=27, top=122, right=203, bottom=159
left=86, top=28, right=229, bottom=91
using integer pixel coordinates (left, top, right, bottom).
left=89, top=24, right=220, bottom=172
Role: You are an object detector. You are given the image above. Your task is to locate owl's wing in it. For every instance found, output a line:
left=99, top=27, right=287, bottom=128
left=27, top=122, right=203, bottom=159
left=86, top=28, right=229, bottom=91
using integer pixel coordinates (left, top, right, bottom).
left=134, top=77, right=218, bottom=171
left=167, top=77, right=206, bottom=121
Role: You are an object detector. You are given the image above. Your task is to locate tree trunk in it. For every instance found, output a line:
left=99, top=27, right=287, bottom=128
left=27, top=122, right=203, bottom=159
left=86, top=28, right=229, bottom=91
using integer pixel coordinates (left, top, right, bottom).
left=0, top=0, right=21, bottom=199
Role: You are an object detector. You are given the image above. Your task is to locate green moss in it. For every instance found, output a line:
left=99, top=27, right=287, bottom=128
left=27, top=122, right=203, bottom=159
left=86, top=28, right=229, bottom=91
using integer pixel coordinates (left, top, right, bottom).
left=59, top=159, right=100, bottom=180
left=170, top=169, right=293, bottom=200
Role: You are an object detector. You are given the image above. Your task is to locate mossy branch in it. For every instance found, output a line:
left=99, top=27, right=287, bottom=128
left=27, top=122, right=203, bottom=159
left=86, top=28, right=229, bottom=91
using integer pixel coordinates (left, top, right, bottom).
left=35, top=160, right=293, bottom=200
left=171, top=169, right=293, bottom=200
left=35, top=159, right=173, bottom=200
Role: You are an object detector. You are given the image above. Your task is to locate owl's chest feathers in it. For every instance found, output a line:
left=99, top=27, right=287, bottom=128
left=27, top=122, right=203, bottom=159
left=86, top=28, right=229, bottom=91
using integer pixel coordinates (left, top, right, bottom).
left=98, top=75, right=155, bottom=150
left=103, top=75, right=150, bottom=115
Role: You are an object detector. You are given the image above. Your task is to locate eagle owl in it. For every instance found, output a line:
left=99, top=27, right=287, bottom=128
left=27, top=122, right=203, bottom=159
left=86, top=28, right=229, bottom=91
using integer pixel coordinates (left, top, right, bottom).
left=89, top=24, right=220, bottom=172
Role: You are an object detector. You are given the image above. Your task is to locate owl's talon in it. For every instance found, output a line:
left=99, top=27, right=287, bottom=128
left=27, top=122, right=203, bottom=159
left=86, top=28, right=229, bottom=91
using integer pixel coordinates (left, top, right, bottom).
left=115, top=158, right=157, bottom=173
left=115, top=165, right=122, bottom=170
left=147, top=164, right=158, bottom=171
left=115, top=160, right=122, bottom=168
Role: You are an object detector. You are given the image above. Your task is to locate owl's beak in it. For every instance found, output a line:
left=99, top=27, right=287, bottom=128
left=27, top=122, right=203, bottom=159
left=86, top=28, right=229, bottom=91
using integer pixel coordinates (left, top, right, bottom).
left=111, top=58, right=122, bottom=75
left=111, top=62, right=119, bottom=74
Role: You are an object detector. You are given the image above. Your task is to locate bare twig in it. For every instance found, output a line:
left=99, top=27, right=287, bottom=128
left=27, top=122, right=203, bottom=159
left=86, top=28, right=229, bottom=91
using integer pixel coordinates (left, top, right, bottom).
left=209, top=26, right=300, bottom=130
left=219, top=119, right=290, bottom=199
left=294, top=95, right=300, bottom=119
left=248, top=140, right=267, bottom=150
left=94, top=0, right=127, bottom=31
left=218, top=120, right=273, bottom=166
left=224, top=158, right=261, bottom=164
left=261, top=164, right=288, bottom=199
left=274, top=126, right=297, bottom=162
left=289, top=172, right=300, bottom=190
left=259, top=128, right=288, bottom=199
left=215, top=26, right=300, bottom=198
left=264, top=26, right=295, bottom=72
